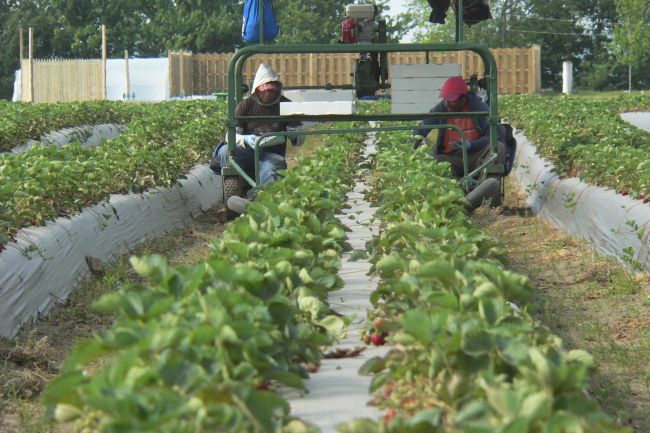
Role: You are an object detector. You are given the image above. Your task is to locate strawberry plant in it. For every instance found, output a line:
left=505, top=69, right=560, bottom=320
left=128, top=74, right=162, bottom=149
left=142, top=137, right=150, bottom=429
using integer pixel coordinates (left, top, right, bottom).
left=339, top=128, right=629, bottom=433
left=0, top=100, right=150, bottom=152
left=42, top=125, right=365, bottom=432
left=0, top=100, right=225, bottom=248
left=500, top=94, right=650, bottom=200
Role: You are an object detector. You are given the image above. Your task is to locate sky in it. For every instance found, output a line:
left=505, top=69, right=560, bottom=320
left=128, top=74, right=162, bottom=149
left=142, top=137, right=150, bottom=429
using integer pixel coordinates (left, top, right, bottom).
left=386, top=0, right=408, bottom=16
left=385, top=0, right=416, bottom=42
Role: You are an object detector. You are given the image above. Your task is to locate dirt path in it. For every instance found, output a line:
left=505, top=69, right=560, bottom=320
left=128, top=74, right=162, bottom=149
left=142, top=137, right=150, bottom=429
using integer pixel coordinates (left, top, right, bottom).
left=0, top=205, right=227, bottom=433
left=473, top=177, right=650, bottom=432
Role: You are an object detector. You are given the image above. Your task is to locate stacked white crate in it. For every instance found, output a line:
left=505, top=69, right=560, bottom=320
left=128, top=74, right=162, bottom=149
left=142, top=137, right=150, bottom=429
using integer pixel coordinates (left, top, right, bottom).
left=390, top=64, right=461, bottom=114
left=281, top=89, right=356, bottom=115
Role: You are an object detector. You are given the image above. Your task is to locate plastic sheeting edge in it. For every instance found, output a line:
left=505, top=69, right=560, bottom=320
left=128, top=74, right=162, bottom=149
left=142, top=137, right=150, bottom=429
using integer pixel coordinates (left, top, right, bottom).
left=512, top=130, right=650, bottom=273
left=0, top=164, right=223, bottom=338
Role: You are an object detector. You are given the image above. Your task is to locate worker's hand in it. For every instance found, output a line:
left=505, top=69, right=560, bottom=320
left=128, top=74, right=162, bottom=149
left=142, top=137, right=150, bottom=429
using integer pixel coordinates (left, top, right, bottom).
left=450, top=141, right=467, bottom=152
left=413, top=135, right=425, bottom=150
left=242, top=134, right=258, bottom=148
left=287, top=126, right=305, bottom=146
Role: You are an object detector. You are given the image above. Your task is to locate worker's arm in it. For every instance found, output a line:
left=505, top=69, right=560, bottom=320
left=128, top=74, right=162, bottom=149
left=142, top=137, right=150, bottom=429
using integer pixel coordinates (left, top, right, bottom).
left=413, top=102, right=446, bottom=140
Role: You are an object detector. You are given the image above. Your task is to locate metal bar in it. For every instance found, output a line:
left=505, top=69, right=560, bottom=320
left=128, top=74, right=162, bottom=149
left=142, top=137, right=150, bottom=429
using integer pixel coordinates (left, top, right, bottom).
left=251, top=124, right=468, bottom=189
left=456, top=0, right=464, bottom=43
left=238, top=112, right=489, bottom=123
left=229, top=159, right=256, bottom=187
left=225, top=42, right=501, bottom=191
left=259, top=0, right=264, bottom=45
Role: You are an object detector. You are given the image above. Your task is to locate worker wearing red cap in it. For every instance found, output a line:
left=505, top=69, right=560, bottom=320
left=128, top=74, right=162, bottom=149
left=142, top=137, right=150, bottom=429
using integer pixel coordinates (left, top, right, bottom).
left=413, top=76, right=504, bottom=178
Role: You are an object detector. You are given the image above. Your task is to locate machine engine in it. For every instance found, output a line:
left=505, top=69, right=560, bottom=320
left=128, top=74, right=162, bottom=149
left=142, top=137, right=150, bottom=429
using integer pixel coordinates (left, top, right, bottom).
left=340, top=4, right=388, bottom=98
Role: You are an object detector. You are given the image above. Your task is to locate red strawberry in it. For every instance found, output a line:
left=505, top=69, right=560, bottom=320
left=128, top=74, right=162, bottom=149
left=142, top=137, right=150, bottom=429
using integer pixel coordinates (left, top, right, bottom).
left=370, top=333, right=385, bottom=346
left=383, top=409, right=397, bottom=424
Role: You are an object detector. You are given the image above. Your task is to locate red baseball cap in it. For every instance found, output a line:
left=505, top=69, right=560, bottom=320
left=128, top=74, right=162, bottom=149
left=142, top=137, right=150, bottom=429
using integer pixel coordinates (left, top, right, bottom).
left=439, top=76, right=468, bottom=100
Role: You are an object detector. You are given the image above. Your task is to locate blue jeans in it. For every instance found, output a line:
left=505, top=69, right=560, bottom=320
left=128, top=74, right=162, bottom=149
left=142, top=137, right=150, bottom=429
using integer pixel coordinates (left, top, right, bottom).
left=216, top=143, right=287, bottom=185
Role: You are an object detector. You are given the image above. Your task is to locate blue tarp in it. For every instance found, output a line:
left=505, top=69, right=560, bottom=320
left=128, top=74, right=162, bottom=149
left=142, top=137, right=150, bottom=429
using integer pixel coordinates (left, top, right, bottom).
left=242, top=0, right=280, bottom=43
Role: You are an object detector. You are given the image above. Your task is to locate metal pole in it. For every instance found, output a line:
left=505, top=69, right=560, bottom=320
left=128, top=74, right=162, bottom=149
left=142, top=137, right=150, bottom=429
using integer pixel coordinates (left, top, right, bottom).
left=456, top=0, right=465, bottom=42
left=101, top=25, right=107, bottom=100
left=259, top=0, right=265, bottom=44
left=125, top=50, right=130, bottom=100
left=28, top=28, right=33, bottom=103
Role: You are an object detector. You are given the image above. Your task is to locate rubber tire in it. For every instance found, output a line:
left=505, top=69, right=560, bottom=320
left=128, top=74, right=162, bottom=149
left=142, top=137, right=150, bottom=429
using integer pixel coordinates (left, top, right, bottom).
left=488, top=176, right=504, bottom=208
left=223, top=176, right=243, bottom=220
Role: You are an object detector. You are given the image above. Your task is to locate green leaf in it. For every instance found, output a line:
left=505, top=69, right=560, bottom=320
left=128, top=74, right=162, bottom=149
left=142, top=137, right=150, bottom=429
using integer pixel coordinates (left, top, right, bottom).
left=401, top=310, right=433, bottom=344
left=319, top=315, right=347, bottom=340
left=336, top=418, right=379, bottom=433
left=502, top=418, right=530, bottom=433
left=454, top=400, right=488, bottom=424
left=485, top=387, right=519, bottom=419
left=358, top=356, right=386, bottom=375
left=369, top=372, right=391, bottom=392
left=349, top=250, right=369, bottom=261
left=520, top=391, right=551, bottom=419
left=461, top=330, right=493, bottom=356
left=267, top=371, right=305, bottom=390
left=406, top=408, right=442, bottom=428
left=244, top=390, right=289, bottom=432
left=129, top=255, right=167, bottom=283
left=376, top=254, right=405, bottom=277
left=567, top=349, right=594, bottom=368
left=92, top=292, right=122, bottom=313
left=478, top=298, right=499, bottom=324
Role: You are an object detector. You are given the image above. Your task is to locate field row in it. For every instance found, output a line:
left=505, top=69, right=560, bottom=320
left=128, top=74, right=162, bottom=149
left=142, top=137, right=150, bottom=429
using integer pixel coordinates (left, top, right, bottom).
left=500, top=94, right=650, bottom=200
left=340, top=128, right=626, bottom=432
left=0, top=100, right=152, bottom=152
left=42, top=126, right=365, bottom=432
left=0, top=101, right=224, bottom=248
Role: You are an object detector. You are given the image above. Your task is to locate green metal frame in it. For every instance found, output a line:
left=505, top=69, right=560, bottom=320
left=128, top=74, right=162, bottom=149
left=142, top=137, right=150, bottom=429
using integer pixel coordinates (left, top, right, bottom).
left=224, top=0, right=501, bottom=193
left=249, top=124, right=483, bottom=191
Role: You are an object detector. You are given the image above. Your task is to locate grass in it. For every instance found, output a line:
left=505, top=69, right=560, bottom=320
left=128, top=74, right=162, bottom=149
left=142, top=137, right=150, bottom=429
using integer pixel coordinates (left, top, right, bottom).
left=473, top=175, right=650, bottom=432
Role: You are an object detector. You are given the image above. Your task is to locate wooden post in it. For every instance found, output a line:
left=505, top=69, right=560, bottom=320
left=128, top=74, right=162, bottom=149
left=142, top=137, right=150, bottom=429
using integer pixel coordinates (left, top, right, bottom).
left=28, top=27, right=34, bottom=103
left=179, top=52, right=184, bottom=97
left=125, top=50, right=130, bottom=100
left=19, top=28, right=24, bottom=62
left=101, top=25, right=107, bottom=100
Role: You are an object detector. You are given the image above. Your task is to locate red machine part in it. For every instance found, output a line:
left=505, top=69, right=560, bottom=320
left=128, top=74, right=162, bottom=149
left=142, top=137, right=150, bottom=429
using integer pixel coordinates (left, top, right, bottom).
left=341, top=16, right=358, bottom=44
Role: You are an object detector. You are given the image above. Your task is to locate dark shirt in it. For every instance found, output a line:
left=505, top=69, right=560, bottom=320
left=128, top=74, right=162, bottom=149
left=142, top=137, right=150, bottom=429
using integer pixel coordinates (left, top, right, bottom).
left=235, top=94, right=299, bottom=156
left=413, top=92, right=490, bottom=154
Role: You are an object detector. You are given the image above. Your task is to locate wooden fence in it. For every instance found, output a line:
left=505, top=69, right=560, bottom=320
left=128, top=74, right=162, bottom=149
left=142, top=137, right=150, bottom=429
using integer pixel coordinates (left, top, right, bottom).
left=169, top=46, right=541, bottom=97
left=21, top=58, right=104, bottom=103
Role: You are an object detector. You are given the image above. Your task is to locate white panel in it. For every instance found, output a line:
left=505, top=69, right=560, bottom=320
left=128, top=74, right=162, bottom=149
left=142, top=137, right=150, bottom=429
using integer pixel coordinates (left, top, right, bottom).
left=391, top=103, right=437, bottom=114
left=390, top=63, right=461, bottom=79
left=283, top=89, right=355, bottom=102
left=280, top=101, right=356, bottom=115
left=392, top=90, right=439, bottom=104
left=391, top=77, right=446, bottom=91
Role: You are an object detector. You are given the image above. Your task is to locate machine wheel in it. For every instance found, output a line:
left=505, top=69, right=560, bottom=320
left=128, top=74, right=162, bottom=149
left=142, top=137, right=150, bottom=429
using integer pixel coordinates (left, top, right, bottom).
left=487, top=175, right=504, bottom=208
left=222, top=175, right=243, bottom=220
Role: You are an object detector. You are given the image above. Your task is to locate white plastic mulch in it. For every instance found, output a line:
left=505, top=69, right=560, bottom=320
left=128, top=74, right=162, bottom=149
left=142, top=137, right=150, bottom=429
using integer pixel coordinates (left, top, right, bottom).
left=512, top=112, right=650, bottom=273
left=10, top=124, right=125, bottom=154
left=286, top=132, right=387, bottom=431
left=0, top=165, right=223, bottom=338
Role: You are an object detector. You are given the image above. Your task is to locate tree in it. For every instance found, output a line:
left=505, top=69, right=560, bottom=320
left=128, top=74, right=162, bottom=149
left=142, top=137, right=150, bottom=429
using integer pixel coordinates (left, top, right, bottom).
left=400, top=0, right=619, bottom=90
left=611, top=0, right=650, bottom=91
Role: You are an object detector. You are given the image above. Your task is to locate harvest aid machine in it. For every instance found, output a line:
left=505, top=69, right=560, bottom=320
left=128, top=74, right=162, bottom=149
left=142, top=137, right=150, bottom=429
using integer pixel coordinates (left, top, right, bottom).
left=221, top=0, right=509, bottom=214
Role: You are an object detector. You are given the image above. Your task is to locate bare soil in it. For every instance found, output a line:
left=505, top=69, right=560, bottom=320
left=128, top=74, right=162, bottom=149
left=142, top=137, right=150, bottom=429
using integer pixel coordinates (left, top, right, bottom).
left=473, top=176, right=650, bottom=432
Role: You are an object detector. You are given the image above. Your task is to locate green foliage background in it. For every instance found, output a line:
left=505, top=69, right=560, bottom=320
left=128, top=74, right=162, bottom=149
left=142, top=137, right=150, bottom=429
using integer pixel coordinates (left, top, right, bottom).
left=0, top=0, right=409, bottom=100
left=0, top=0, right=648, bottom=99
